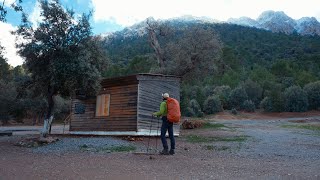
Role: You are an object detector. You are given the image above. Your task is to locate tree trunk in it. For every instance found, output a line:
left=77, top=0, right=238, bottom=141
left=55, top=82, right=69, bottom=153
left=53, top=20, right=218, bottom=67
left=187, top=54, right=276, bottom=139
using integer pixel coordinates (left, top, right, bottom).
left=41, top=87, right=55, bottom=137
left=146, top=19, right=166, bottom=70
left=148, top=28, right=165, bottom=69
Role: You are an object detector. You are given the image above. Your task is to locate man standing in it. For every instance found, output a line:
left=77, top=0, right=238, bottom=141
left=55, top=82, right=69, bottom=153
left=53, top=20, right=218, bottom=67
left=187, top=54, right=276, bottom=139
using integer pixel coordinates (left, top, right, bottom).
left=153, top=93, right=175, bottom=155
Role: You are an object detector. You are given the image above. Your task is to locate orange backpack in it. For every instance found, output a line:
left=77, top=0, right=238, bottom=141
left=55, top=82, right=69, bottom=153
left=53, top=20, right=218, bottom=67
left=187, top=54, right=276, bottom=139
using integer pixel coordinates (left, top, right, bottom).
left=166, top=97, right=181, bottom=123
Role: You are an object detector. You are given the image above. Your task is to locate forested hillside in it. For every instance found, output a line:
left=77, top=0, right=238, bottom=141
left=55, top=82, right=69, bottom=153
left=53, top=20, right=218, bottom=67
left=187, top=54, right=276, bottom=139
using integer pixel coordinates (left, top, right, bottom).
left=102, top=20, right=320, bottom=115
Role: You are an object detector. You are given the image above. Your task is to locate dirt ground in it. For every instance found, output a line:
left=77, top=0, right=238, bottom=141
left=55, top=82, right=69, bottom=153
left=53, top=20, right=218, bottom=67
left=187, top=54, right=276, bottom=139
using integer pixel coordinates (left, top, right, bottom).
left=1, top=111, right=320, bottom=180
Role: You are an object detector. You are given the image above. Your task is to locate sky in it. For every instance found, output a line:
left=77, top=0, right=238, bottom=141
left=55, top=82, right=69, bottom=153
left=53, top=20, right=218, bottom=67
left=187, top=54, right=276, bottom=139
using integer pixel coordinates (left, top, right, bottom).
left=1, top=0, right=320, bottom=67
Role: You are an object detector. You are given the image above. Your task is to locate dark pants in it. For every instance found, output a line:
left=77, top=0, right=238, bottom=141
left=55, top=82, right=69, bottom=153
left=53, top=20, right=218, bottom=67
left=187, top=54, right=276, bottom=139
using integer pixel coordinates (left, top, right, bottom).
left=160, top=116, right=175, bottom=150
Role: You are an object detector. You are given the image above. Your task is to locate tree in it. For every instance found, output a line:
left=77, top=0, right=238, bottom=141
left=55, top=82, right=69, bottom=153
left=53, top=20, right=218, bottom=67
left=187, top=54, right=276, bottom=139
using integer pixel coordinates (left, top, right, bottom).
left=0, top=46, right=11, bottom=80
left=165, top=24, right=223, bottom=77
left=146, top=19, right=223, bottom=78
left=15, top=0, right=107, bottom=137
left=284, top=86, right=308, bottom=112
left=304, top=81, right=320, bottom=110
left=146, top=17, right=166, bottom=70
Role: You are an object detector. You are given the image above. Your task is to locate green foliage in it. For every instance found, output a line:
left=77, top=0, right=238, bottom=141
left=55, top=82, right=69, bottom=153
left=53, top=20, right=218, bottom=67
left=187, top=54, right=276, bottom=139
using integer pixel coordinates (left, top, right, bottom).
left=213, top=85, right=231, bottom=109
left=304, top=81, right=320, bottom=110
left=0, top=80, right=17, bottom=123
left=185, top=99, right=204, bottom=117
left=295, top=70, right=317, bottom=87
left=260, top=97, right=273, bottom=112
left=231, top=108, right=238, bottom=115
left=189, top=86, right=206, bottom=109
left=203, top=85, right=215, bottom=97
left=222, top=46, right=241, bottom=71
left=269, top=88, right=285, bottom=112
left=241, top=100, right=255, bottom=112
left=220, top=70, right=242, bottom=88
left=186, top=135, right=247, bottom=143
left=228, top=86, right=248, bottom=110
left=202, top=122, right=226, bottom=129
left=281, top=124, right=320, bottom=131
left=249, top=65, right=276, bottom=89
left=203, top=95, right=222, bottom=114
left=271, top=60, right=295, bottom=77
left=15, top=0, right=107, bottom=120
left=101, top=145, right=136, bottom=152
left=103, top=56, right=155, bottom=78
left=243, top=79, right=263, bottom=106
left=284, top=86, right=308, bottom=112
left=0, top=53, right=11, bottom=81
left=53, top=96, right=70, bottom=121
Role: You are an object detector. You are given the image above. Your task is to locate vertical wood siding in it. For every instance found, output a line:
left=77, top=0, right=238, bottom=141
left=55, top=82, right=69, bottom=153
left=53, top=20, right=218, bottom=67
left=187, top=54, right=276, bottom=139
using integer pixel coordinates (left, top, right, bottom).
left=137, top=75, right=181, bottom=134
left=70, top=84, right=138, bottom=131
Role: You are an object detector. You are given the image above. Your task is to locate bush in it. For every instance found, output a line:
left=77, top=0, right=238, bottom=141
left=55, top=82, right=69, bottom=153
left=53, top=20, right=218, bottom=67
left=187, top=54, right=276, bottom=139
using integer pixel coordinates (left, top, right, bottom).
left=284, top=86, right=308, bottom=112
left=189, top=86, right=206, bottom=109
left=203, top=85, right=215, bottom=97
left=228, top=86, right=248, bottom=110
left=185, top=107, right=196, bottom=117
left=186, top=99, right=204, bottom=117
left=213, top=85, right=231, bottom=109
left=304, top=81, right=320, bottom=110
left=243, top=79, right=263, bottom=106
left=231, top=108, right=238, bottom=115
left=241, top=100, right=255, bottom=112
left=203, top=95, right=222, bottom=114
left=260, top=97, right=273, bottom=112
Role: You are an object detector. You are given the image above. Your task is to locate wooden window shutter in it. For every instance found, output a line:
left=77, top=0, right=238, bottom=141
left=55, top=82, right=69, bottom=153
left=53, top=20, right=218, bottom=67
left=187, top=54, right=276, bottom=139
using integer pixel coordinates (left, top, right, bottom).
left=95, top=94, right=110, bottom=117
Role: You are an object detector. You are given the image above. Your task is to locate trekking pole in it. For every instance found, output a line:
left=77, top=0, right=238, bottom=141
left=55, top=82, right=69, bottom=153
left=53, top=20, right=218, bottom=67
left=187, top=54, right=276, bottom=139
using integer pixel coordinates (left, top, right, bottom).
left=155, top=116, right=160, bottom=153
left=147, top=115, right=153, bottom=153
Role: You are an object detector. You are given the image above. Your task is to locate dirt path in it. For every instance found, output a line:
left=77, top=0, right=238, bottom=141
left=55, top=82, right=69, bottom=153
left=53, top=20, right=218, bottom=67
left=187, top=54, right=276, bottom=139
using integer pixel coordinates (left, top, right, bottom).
left=1, top=117, right=320, bottom=179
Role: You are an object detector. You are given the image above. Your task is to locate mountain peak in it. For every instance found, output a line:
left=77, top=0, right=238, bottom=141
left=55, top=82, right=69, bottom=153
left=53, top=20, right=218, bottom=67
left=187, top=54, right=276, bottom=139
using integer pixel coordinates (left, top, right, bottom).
left=227, top=10, right=320, bottom=36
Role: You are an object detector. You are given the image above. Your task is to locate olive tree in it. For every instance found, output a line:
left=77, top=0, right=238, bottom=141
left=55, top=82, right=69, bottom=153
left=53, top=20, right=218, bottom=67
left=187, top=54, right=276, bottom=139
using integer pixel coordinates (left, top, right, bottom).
left=15, top=0, right=107, bottom=137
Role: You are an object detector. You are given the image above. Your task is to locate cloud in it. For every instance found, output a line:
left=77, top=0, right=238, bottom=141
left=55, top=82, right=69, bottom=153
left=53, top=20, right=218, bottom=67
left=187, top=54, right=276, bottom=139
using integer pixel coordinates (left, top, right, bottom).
left=3, top=0, right=15, bottom=7
left=91, top=0, right=320, bottom=26
left=29, top=0, right=42, bottom=28
left=0, top=22, right=24, bottom=67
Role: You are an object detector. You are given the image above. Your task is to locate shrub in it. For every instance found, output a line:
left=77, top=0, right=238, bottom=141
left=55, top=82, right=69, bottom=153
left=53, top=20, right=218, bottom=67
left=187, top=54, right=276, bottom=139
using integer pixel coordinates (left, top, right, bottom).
left=269, top=88, right=285, bottom=112
left=304, top=81, right=320, bottom=110
left=260, top=97, right=273, bottom=112
left=189, top=86, right=206, bottom=109
left=186, top=99, right=204, bottom=117
left=213, top=85, right=231, bottom=109
left=241, top=100, right=255, bottom=112
left=185, top=107, right=196, bottom=117
left=228, top=86, right=248, bottom=110
left=203, top=95, right=222, bottom=114
left=203, top=85, right=215, bottom=97
left=231, top=108, right=238, bottom=115
left=284, top=86, right=308, bottom=112
left=243, top=79, right=263, bottom=106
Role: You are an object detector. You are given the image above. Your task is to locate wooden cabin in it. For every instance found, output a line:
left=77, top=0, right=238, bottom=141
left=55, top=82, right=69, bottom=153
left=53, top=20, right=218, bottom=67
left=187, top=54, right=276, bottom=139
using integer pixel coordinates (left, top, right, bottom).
left=70, top=74, right=181, bottom=136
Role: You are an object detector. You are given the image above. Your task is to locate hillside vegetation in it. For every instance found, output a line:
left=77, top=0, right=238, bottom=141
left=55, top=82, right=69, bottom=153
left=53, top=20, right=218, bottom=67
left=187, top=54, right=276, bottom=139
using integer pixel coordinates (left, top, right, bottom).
left=102, top=20, right=320, bottom=116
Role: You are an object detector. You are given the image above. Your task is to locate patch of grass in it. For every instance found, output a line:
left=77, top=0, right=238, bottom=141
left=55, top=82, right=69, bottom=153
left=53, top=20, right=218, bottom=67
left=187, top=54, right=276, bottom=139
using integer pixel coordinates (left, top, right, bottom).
left=202, top=122, right=226, bottom=129
left=102, top=145, right=136, bottom=152
left=186, top=135, right=248, bottom=143
left=205, top=145, right=230, bottom=151
left=281, top=124, right=320, bottom=131
left=79, top=144, right=89, bottom=149
left=79, top=144, right=136, bottom=153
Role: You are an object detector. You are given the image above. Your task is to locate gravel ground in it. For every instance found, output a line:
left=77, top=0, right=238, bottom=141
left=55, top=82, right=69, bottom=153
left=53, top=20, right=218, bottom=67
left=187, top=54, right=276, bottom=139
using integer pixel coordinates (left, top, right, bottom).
left=31, top=137, right=140, bottom=154
left=1, top=116, right=320, bottom=179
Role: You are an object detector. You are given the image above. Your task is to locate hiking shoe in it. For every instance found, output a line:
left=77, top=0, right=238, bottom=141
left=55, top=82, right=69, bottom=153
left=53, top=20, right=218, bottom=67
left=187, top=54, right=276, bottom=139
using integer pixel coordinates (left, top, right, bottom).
left=169, top=149, right=175, bottom=155
left=159, top=149, right=169, bottom=155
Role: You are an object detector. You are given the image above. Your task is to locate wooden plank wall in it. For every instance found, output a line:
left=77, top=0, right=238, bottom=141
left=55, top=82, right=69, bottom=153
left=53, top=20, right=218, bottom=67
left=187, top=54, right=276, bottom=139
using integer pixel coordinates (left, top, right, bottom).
left=70, top=84, right=138, bottom=131
left=137, top=75, right=181, bottom=134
